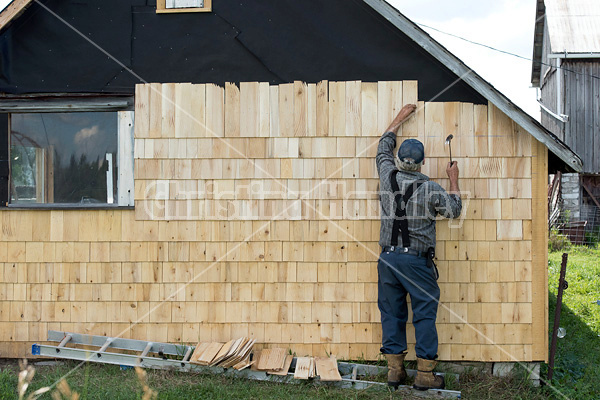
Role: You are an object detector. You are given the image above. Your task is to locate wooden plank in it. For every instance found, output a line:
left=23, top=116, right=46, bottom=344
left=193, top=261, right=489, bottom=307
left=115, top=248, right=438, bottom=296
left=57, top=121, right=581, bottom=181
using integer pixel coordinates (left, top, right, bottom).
left=329, top=81, right=345, bottom=137
left=513, top=124, right=532, bottom=157
left=161, top=83, right=176, bottom=138
left=345, top=81, right=362, bottom=137
left=256, top=347, right=287, bottom=371
left=279, top=83, right=294, bottom=136
left=531, top=138, right=548, bottom=362
left=148, top=83, right=163, bottom=138
left=460, top=103, right=475, bottom=156
left=315, top=356, right=342, bottom=381
left=227, top=338, right=255, bottom=368
left=474, top=104, right=489, bottom=157
left=401, top=81, right=418, bottom=137
left=225, top=82, right=240, bottom=137
left=424, top=102, right=446, bottom=157
left=307, top=83, right=317, bottom=137
left=189, top=342, right=212, bottom=364
left=219, top=337, right=252, bottom=368
left=294, top=81, right=308, bottom=137
left=267, top=354, right=293, bottom=376
left=191, top=83, right=207, bottom=137
left=192, top=342, right=223, bottom=366
left=259, top=82, right=270, bottom=137
left=377, top=81, right=403, bottom=134
left=294, top=356, right=312, bottom=379
left=134, top=84, right=150, bottom=139
left=206, top=83, right=224, bottom=137
left=174, top=83, right=193, bottom=138
left=233, top=356, right=254, bottom=371
left=209, top=339, right=237, bottom=366
left=240, top=82, right=259, bottom=138
left=488, top=103, right=514, bottom=157
left=582, top=182, right=600, bottom=210
left=444, top=102, right=461, bottom=157
left=316, top=81, right=329, bottom=137
left=584, top=64, right=594, bottom=173
left=270, top=85, right=280, bottom=137
left=361, top=82, right=378, bottom=137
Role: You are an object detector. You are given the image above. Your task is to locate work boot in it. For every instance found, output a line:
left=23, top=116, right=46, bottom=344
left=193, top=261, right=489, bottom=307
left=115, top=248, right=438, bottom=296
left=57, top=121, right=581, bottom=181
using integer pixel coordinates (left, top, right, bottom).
left=384, top=353, right=407, bottom=389
left=413, top=358, right=445, bottom=390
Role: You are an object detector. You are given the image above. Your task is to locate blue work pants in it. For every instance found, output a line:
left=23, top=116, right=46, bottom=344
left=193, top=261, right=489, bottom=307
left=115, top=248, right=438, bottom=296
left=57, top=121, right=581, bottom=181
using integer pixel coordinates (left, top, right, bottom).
left=377, top=250, right=440, bottom=360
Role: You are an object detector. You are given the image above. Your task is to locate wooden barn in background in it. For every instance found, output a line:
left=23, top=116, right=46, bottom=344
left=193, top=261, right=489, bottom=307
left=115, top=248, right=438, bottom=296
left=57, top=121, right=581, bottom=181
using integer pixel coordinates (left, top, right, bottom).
left=0, top=0, right=583, bottom=362
left=532, top=0, right=600, bottom=228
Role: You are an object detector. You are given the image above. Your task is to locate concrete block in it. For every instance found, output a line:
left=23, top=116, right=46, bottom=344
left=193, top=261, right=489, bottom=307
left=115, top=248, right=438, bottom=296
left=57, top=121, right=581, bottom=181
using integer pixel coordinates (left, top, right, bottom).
left=492, top=362, right=540, bottom=387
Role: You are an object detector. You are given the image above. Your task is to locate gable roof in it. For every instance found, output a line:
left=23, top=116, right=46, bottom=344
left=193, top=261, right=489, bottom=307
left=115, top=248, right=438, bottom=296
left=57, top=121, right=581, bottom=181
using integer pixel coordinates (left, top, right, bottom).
left=364, top=0, right=582, bottom=172
left=0, top=0, right=583, bottom=171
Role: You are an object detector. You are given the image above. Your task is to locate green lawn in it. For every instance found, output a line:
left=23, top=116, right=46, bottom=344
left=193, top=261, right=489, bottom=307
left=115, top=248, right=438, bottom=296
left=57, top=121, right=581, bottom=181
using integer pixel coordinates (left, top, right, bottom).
left=1, top=246, right=598, bottom=399
left=546, top=246, right=600, bottom=399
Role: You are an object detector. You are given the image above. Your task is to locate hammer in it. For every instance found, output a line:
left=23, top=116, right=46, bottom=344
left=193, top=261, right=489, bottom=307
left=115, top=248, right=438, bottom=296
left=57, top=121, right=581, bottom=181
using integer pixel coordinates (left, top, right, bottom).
left=445, top=134, right=454, bottom=164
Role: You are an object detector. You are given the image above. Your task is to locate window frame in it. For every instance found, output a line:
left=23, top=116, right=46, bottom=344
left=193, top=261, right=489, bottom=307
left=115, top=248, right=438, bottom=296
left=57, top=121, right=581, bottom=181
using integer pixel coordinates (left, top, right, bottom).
left=3, top=97, right=135, bottom=209
left=156, top=0, right=212, bottom=13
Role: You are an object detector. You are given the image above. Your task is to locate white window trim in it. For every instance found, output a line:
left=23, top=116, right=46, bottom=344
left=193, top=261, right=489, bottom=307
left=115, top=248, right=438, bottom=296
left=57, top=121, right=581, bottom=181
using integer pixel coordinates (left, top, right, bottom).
left=118, top=111, right=135, bottom=207
left=156, top=0, right=212, bottom=13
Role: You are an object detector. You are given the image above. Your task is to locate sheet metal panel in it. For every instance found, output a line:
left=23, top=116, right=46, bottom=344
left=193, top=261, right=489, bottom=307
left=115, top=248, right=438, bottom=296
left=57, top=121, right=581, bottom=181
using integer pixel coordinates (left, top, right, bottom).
left=546, top=0, right=600, bottom=54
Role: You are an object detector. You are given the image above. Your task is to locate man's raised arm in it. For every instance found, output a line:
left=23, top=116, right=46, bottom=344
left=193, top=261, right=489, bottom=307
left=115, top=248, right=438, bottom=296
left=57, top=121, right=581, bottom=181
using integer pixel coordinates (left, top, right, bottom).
left=376, top=104, right=417, bottom=176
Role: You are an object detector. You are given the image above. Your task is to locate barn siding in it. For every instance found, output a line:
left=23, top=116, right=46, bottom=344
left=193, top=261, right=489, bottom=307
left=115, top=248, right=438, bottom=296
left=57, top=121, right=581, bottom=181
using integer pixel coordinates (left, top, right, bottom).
left=0, top=81, right=547, bottom=362
left=562, top=61, right=600, bottom=174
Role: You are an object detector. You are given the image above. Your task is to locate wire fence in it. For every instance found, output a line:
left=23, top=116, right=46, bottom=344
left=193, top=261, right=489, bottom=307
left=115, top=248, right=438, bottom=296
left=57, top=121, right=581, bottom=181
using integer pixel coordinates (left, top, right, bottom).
left=549, top=201, right=600, bottom=250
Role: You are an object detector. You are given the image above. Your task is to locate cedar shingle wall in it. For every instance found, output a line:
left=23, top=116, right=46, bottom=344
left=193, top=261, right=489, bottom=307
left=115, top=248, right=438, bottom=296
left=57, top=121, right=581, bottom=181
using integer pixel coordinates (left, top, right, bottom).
left=0, top=81, right=547, bottom=362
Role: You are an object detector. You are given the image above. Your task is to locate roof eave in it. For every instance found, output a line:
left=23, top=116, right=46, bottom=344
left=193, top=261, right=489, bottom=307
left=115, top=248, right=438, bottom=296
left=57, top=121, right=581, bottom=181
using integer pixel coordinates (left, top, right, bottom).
left=0, top=0, right=35, bottom=32
left=531, top=0, right=546, bottom=88
left=364, top=0, right=583, bottom=172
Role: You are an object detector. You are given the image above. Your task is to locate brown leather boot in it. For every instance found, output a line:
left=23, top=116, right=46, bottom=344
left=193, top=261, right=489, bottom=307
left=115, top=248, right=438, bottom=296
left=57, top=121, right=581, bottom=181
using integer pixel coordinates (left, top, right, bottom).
left=413, top=358, right=445, bottom=390
left=384, top=353, right=407, bottom=389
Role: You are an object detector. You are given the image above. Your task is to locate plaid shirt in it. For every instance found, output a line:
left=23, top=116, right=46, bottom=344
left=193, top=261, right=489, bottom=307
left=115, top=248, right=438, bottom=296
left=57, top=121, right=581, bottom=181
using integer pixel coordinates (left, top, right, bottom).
left=376, top=132, right=462, bottom=252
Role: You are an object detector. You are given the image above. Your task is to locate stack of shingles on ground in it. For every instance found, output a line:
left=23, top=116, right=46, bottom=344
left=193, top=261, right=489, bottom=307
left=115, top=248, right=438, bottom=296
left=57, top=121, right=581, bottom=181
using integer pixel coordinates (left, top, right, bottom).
left=294, top=356, right=342, bottom=381
left=253, top=350, right=342, bottom=381
left=252, top=348, right=293, bottom=376
left=190, top=337, right=255, bottom=370
left=190, top=341, right=341, bottom=382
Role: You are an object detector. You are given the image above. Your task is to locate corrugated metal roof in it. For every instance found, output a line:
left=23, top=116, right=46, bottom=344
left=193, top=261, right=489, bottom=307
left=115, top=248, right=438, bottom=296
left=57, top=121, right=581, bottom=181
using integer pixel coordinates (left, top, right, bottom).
left=546, top=0, right=600, bottom=54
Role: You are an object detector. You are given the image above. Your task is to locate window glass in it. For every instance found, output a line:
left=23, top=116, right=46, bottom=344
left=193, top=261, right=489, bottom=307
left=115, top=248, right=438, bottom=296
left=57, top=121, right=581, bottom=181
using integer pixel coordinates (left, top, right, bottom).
left=10, top=112, right=118, bottom=204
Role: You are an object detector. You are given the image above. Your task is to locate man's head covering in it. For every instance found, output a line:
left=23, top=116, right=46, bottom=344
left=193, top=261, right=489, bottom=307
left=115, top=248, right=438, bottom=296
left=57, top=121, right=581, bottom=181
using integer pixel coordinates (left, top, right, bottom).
left=397, top=139, right=425, bottom=164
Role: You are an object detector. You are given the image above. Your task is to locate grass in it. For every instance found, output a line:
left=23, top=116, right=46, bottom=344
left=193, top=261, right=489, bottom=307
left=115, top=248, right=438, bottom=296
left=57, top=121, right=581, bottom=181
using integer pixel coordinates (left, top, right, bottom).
left=1, top=246, right=598, bottom=399
left=0, top=361, right=415, bottom=400
left=0, top=360, right=553, bottom=400
left=546, top=245, right=600, bottom=399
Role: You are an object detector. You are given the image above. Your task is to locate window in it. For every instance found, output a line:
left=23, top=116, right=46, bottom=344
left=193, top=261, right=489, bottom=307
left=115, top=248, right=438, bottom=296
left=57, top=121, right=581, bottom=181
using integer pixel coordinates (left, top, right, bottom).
left=156, top=0, right=212, bottom=13
left=9, top=111, right=134, bottom=207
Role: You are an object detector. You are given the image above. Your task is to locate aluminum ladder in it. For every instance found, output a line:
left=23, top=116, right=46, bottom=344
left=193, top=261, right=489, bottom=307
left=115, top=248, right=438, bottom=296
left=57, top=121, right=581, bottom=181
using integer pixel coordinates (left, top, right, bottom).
left=33, top=330, right=461, bottom=399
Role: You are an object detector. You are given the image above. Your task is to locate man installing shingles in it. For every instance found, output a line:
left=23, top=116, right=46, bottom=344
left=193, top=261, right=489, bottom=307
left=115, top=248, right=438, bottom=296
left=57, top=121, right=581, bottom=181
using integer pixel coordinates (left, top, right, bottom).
left=376, top=104, right=462, bottom=390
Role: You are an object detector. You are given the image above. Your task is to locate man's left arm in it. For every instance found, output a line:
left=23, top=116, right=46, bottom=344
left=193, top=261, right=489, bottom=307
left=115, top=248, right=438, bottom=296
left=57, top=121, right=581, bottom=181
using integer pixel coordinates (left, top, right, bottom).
left=376, top=104, right=417, bottom=177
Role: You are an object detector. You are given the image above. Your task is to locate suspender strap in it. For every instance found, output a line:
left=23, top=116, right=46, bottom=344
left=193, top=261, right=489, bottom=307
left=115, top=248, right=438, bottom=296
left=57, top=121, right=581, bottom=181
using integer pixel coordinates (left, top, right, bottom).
left=390, top=170, right=425, bottom=248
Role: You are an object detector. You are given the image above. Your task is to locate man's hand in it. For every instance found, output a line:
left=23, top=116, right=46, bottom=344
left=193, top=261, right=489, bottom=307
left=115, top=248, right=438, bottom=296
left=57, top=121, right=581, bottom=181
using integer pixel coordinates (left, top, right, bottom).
left=386, top=104, right=417, bottom=134
left=446, top=161, right=459, bottom=181
left=446, top=161, right=460, bottom=195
